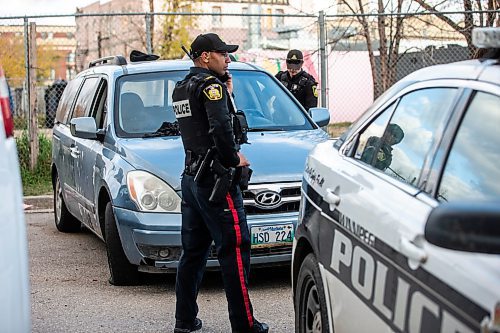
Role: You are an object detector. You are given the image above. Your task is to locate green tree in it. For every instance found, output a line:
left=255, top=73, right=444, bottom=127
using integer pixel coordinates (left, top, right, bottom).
left=157, top=1, right=198, bottom=59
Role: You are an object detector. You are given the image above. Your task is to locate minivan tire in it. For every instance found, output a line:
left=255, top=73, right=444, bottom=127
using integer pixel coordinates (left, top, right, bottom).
left=295, top=253, right=329, bottom=333
left=104, top=202, right=141, bottom=286
left=54, top=175, right=81, bottom=232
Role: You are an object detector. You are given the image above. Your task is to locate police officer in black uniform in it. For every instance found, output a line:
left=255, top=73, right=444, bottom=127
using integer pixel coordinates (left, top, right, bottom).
left=361, top=123, right=405, bottom=171
left=172, top=33, right=269, bottom=333
left=275, top=49, right=318, bottom=110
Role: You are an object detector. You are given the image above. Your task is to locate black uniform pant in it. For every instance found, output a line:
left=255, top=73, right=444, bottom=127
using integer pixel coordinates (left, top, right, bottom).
left=175, top=174, right=255, bottom=331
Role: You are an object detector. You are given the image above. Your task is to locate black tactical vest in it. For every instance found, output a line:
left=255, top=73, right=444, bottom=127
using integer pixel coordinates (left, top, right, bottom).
left=172, top=72, right=215, bottom=158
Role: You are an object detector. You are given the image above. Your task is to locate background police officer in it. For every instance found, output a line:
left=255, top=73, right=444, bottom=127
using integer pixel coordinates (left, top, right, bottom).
left=361, top=123, right=404, bottom=171
left=172, top=33, right=268, bottom=333
left=275, top=49, right=318, bottom=110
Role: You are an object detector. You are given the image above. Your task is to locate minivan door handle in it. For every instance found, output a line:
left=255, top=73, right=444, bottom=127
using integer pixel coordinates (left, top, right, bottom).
left=400, top=237, right=427, bottom=268
left=70, top=146, right=80, bottom=158
left=324, top=188, right=340, bottom=210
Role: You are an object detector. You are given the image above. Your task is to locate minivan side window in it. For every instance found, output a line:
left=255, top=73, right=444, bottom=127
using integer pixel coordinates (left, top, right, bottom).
left=70, top=77, right=100, bottom=121
left=355, top=88, right=457, bottom=187
left=437, top=91, right=500, bottom=202
left=56, top=76, right=83, bottom=124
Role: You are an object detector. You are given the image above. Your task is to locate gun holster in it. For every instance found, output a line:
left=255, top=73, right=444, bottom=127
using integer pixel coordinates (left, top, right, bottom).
left=208, top=159, right=235, bottom=203
left=238, top=166, right=252, bottom=191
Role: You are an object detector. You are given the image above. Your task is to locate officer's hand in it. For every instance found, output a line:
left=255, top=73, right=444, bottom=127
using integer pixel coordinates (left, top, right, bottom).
left=237, top=152, right=250, bottom=167
left=226, top=72, right=233, bottom=95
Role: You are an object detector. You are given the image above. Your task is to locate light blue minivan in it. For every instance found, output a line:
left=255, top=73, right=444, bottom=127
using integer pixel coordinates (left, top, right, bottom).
left=51, top=56, right=330, bottom=285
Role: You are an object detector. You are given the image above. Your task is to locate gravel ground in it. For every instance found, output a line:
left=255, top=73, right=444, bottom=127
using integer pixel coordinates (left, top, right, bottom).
left=27, top=212, right=295, bottom=333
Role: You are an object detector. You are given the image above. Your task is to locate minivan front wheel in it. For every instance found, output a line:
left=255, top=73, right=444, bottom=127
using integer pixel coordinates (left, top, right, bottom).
left=295, top=253, right=329, bottom=333
left=54, top=175, right=81, bottom=232
left=104, top=202, right=141, bottom=285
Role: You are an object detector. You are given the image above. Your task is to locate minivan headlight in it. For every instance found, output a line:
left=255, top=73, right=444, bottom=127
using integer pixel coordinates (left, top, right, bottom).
left=127, top=170, right=181, bottom=213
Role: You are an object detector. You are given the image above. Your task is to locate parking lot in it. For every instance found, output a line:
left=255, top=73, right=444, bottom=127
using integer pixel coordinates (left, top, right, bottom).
left=27, top=212, right=294, bottom=333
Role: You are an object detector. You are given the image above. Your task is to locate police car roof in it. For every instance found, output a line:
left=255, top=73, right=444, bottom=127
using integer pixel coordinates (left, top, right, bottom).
left=402, top=58, right=499, bottom=86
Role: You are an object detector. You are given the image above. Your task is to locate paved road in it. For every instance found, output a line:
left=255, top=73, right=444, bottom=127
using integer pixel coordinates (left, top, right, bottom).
left=27, top=212, right=294, bottom=333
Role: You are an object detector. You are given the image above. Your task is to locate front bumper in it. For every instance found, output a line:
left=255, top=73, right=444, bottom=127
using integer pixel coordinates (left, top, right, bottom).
left=113, top=206, right=298, bottom=271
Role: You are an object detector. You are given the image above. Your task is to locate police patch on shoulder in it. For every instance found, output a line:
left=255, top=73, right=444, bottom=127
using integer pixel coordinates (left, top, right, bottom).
left=203, top=83, right=223, bottom=101
left=312, top=85, right=318, bottom=98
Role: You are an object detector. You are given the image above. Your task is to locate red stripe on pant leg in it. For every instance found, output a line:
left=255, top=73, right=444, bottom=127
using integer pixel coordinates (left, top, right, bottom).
left=226, top=192, right=254, bottom=328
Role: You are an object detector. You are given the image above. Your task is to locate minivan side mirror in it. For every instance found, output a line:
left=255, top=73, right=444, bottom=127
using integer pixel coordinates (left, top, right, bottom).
left=424, top=202, right=500, bottom=254
left=70, top=117, right=98, bottom=140
left=309, top=107, right=330, bottom=127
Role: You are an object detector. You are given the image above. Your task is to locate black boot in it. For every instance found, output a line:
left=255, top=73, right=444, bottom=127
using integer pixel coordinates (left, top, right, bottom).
left=252, top=320, right=269, bottom=333
left=174, top=318, right=202, bottom=333
left=233, top=319, right=269, bottom=333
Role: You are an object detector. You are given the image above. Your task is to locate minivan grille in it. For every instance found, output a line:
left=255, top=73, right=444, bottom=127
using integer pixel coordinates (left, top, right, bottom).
left=242, top=182, right=301, bottom=216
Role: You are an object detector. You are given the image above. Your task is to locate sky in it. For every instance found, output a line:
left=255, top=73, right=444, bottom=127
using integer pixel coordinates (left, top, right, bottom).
left=0, top=0, right=107, bottom=24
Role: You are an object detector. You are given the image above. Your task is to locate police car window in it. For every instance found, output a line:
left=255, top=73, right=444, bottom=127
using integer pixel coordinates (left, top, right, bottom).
left=232, top=71, right=313, bottom=131
left=116, top=71, right=186, bottom=137
left=70, top=77, right=100, bottom=120
left=437, top=92, right=500, bottom=202
left=381, top=88, right=457, bottom=185
left=354, top=102, right=395, bottom=161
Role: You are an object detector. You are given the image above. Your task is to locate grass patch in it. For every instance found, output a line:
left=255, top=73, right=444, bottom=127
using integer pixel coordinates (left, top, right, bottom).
left=327, top=122, right=352, bottom=138
left=16, top=131, right=52, bottom=196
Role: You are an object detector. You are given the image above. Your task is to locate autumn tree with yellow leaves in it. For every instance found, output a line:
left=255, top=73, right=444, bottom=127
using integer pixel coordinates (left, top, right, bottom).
left=0, top=33, right=62, bottom=87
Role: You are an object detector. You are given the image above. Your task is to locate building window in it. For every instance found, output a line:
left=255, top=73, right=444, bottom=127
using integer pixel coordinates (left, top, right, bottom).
left=275, top=9, right=284, bottom=27
left=212, top=6, right=221, bottom=26
left=242, top=7, right=249, bottom=27
left=263, top=8, right=272, bottom=29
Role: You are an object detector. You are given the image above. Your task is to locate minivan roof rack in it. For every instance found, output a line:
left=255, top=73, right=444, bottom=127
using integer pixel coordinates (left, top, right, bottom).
left=89, top=55, right=127, bottom=68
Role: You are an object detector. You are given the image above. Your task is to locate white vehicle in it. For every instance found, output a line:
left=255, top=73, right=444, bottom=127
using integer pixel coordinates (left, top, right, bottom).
left=0, top=67, right=31, bottom=333
left=292, top=28, right=500, bottom=333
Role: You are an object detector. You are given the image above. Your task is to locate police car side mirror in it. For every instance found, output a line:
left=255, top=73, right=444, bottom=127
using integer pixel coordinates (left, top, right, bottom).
left=70, top=117, right=98, bottom=140
left=424, top=201, right=500, bottom=255
left=309, top=107, right=330, bottom=127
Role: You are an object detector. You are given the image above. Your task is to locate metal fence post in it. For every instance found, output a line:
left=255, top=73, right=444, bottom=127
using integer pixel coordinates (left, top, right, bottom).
left=318, top=10, right=327, bottom=109
left=145, top=14, right=152, bottom=54
left=28, top=22, right=39, bottom=170
left=23, top=18, right=29, bottom=125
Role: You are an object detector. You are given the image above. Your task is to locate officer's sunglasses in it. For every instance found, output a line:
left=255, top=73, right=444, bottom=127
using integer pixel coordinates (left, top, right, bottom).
left=286, top=59, right=302, bottom=65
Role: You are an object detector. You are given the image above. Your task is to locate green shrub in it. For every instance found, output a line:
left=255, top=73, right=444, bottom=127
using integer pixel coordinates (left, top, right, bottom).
left=16, top=131, right=52, bottom=196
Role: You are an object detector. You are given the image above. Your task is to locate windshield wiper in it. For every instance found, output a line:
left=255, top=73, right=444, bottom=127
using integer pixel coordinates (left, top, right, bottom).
left=142, top=121, right=180, bottom=138
left=248, top=127, right=284, bottom=132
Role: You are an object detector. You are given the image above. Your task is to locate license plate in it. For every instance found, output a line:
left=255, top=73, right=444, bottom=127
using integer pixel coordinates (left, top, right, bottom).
left=251, top=224, right=294, bottom=248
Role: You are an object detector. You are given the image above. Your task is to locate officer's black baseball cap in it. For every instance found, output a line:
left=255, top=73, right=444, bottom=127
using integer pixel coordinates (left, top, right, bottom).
left=286, top=49, right=304, bottom=70
left=190, top=33, right=239, bottom=59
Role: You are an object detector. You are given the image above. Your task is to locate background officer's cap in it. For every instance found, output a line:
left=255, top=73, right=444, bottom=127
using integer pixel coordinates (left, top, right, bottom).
left=387, top=123, right=404, bottom=144
left=286, top=49, right=304, bottom=70
left=190, top=33, right=239, bottom=59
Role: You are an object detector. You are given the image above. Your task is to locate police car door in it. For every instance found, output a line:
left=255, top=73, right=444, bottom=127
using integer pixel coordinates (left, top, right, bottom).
left=308, top=85, right=461, bottom=332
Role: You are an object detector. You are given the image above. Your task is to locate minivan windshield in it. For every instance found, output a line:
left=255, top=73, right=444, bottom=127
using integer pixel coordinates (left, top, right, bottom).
left=115, top=69, right=313, bottom=138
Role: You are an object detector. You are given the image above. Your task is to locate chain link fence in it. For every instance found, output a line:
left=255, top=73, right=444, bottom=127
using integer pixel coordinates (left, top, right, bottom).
left=0, top=10, right=497, bottom=132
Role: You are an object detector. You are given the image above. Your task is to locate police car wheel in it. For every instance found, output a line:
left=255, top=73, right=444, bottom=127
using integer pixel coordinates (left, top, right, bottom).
left=295, top=253, right=329, bottom=333
left=104, top=202, right=142, bottom=286
left=53, top=174, right=81, bottom=233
